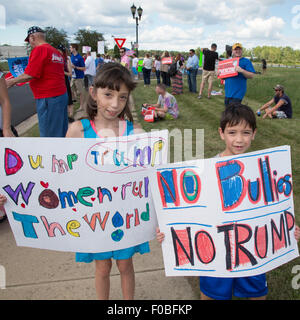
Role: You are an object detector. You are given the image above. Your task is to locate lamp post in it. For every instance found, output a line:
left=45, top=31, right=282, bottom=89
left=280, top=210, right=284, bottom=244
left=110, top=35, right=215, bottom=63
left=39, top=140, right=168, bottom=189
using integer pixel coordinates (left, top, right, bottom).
left=130, top=4, right=143, bottom=57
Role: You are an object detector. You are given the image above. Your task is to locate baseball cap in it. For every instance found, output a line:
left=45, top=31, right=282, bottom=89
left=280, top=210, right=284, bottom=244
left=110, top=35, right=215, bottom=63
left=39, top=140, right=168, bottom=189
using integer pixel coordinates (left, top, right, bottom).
left=57, top=44, right=66, bottom=52
left=232, top=43, right=243, bottom=50
left=274, top=84, right=284, bottom=91
left=25, top=26, right=45, bottom=42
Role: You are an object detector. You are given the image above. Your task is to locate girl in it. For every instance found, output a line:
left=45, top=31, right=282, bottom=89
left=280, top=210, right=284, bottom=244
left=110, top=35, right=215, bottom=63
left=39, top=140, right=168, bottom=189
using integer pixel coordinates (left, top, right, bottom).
left=66, top=63, right=150, bottom=300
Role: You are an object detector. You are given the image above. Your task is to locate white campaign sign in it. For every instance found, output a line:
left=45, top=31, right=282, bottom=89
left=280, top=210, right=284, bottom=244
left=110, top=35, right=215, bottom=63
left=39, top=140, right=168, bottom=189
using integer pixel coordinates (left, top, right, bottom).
left=1, top=131, right=168, bottom=253
left=149, top=146, right=299, bottom=277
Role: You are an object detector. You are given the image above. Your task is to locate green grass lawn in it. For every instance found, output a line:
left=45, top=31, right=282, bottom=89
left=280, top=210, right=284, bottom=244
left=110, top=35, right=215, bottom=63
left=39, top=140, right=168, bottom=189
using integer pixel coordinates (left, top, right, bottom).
left=132, top=67, right=300, bottom=300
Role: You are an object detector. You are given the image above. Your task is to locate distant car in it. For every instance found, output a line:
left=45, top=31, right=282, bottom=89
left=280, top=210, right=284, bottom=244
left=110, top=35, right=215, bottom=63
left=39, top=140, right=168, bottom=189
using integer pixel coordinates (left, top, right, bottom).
left=0, top=59, right=8, bottom=63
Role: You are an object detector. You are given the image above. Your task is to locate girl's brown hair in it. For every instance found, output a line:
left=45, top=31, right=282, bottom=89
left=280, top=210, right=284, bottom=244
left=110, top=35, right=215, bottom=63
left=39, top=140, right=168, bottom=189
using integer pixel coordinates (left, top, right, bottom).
left=86, top=62, right=136, bottom=122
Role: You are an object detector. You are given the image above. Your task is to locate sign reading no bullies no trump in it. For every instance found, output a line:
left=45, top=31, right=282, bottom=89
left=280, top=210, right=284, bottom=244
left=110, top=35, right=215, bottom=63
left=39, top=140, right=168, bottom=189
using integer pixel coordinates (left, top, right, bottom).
left=149, top=146, right=299, bottom=278
left=1, top=131, right=168, bottom=253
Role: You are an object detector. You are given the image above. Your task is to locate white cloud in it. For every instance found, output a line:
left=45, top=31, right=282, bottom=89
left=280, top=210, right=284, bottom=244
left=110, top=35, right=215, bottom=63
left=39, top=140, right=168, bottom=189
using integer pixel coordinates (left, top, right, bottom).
left=0, top=0, right=296, bottom=50
left=139, top=25, right=204, bottom=50
left=236, top=17, right=285, bottom=39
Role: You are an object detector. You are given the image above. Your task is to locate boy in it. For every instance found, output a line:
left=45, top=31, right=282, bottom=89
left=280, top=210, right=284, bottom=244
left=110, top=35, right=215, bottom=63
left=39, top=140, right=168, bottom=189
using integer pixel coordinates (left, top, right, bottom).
left=144, top=84, right=179, bottom=120
left=157, top=103, right=300, bottom=300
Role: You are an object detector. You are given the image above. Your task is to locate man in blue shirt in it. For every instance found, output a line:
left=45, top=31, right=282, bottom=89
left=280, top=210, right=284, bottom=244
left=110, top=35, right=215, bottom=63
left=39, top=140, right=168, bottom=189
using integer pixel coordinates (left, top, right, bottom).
left=186, top=49, right=199, bottom=93
left=224, top=43, right=255, bottom=107
left=70, top=43, right=86, bottom=110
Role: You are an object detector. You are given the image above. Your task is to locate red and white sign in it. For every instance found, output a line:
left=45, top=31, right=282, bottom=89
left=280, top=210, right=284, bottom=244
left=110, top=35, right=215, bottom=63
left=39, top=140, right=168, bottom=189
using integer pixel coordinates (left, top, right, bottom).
left=114, top=38, right=126, bottom=49
left=161, top=57, right=173, bottom=65
left=217, top=58, right=239, bottom=79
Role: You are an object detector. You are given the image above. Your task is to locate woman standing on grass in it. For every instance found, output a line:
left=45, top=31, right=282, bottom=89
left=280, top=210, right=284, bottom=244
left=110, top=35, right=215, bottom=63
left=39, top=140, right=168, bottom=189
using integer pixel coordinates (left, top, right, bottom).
left=171, top=53, right=184, bottom=95
left=160, top=51, right=171, bottom=87
left=142, top=53, right=153, bottom=87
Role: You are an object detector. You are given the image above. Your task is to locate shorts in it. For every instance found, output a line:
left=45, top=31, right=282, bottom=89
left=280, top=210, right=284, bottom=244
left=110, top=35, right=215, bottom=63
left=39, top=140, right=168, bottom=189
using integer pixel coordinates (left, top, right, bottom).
left=202, top=70, right=215, bottom=84
left=274, top=111, right=287, bottom=119
left=199, top=274, right=268, bottom=300
left=76, top=242, right=150, bottom=263
left=224, top=97, right=242, bottom=107
left=71, top=78, right=85, bottom=96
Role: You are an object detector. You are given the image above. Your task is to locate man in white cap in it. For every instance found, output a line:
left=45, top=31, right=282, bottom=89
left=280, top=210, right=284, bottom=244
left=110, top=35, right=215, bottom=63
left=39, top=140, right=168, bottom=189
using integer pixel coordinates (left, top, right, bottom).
left=257, top=84, right=292, bottom=119
left=6, top=26, right=68, bottom=137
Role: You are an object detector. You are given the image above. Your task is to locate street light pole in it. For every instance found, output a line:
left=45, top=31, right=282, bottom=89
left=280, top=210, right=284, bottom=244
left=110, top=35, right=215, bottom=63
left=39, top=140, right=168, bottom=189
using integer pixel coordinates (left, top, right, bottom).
left=130, top=4, right=143, bottom=57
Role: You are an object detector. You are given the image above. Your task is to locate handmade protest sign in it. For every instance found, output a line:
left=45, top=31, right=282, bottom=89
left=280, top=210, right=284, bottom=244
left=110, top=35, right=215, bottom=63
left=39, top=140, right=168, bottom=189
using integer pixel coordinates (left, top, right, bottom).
left=1, top=130, right=168, bottom=253
left=6, top=57, right=29, bottom=86
left=7, top=57, right=29, bottom=78
left=217, top=57, right=239, bottom=79
left=82, top=46, right=91, bottom=54
left=149, top=146, right=299, bottom=277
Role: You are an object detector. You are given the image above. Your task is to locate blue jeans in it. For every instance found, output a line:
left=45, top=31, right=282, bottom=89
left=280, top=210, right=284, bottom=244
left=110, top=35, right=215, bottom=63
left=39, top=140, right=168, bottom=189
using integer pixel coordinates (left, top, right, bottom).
left=36, top=92, right=68, bottom=137
left=224, top=97, right=242, bottom=108
left=142, top=68, right=151, bottom=85
left=188, top=69, right=198, bottom=93
left=155, top=70, right=161, bottom=84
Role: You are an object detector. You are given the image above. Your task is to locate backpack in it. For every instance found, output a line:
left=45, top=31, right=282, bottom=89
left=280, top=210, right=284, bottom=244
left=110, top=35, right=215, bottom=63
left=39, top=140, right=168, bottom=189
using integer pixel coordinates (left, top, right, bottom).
left=168, top=62, right=177, bottom=77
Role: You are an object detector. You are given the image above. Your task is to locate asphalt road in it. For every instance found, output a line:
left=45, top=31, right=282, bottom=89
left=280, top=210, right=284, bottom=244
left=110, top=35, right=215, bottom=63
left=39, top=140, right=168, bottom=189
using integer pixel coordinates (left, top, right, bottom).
left=7, top=84, right=36, bottom=127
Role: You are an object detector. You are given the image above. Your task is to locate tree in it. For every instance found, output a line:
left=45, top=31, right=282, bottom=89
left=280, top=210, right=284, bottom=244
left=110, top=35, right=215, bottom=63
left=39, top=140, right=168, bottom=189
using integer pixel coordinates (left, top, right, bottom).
left=44, top=27, right=69, bottom=49
left=74, top=29, right=105, bottom=52
left=113, top=44, right=120, bottom=59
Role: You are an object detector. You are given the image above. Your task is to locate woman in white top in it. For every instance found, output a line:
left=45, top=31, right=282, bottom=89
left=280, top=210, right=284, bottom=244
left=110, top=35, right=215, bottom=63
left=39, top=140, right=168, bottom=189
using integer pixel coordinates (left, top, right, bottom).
left=142, top=53, right=153, bottom=86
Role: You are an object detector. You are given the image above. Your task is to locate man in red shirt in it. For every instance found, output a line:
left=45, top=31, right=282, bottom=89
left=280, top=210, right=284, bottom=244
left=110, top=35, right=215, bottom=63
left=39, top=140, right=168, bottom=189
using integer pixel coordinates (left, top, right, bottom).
left=6, top=26, right=68, bottom=137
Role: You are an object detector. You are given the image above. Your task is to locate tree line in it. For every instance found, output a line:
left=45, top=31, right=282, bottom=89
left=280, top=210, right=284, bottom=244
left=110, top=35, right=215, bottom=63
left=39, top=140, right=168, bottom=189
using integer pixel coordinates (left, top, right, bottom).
left=20, top=27, right=300, bottom=65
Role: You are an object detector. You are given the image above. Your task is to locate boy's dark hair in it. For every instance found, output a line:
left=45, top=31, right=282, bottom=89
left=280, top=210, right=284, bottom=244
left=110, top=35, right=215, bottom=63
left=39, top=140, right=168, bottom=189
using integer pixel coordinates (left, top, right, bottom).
left=86, top=62, right=136, bottom=122
left=220, top=103, right=257, bottom=132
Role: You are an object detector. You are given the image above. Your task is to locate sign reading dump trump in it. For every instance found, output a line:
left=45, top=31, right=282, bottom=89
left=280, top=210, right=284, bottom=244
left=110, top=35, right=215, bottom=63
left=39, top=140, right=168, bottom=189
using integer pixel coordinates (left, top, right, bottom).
left=149, top=146, right=299, bottom=277
left=1, top=131, right=168, bottom=253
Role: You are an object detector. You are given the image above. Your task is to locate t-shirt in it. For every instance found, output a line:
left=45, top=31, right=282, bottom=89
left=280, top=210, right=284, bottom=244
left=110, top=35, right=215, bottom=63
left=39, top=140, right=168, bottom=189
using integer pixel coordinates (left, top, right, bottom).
left=84, top=56, right=96, bottom=76
left=224, top=57, right=255, bottom=100
left=132, top=57, right=139, bottom=69
left=157, top=92, right=179, bottom=118
left=274, top=94, right=292, bottom=118
left=24, top=43, right=66, bottom=99
left=143, top=57, right=152, bottom=69
left=121, top=55, right=131, bottom=69
left=203, top=49, right=219, bottom=71
left=71, top=53, right=85, bottom=79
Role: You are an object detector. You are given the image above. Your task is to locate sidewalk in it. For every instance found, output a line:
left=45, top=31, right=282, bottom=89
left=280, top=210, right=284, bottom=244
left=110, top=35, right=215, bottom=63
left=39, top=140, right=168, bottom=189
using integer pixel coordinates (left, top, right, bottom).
left=0, top=103, right=200, bottom=300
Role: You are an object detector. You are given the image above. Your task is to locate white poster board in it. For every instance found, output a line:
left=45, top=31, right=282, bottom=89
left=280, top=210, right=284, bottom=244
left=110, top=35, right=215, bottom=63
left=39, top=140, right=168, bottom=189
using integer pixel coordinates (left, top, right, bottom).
left=97, top=41, right=105, bottom=54
left=82, top=46, right=91, bottom=54
left=149, top=146, right=299, bottom=277
left=1, top=131, right=168, bottom=253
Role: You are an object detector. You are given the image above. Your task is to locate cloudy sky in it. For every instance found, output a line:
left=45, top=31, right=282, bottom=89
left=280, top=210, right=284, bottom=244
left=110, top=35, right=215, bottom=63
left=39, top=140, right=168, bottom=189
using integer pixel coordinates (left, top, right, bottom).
left=0, top=0, right=299, bottom=52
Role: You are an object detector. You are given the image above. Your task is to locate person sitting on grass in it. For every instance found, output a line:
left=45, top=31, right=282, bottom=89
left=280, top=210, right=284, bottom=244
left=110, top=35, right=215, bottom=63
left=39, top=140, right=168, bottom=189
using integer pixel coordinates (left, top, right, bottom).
left=257, top=84, right=292, bottom=119
left=143, top=84, right=179, bottom=120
